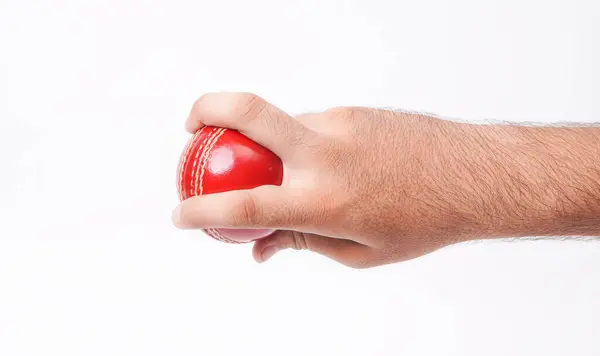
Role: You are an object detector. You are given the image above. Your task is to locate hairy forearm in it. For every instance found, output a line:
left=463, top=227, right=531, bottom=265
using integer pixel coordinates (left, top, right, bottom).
left=458, top=123, right=600, bottom=239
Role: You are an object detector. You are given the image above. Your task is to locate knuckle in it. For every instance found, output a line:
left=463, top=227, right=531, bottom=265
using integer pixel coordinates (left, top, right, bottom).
left=231, top=192, right=263, bottom=226
left=290, top=231, right=309, bottom=250
left=237, top=93, right=268, bottom=124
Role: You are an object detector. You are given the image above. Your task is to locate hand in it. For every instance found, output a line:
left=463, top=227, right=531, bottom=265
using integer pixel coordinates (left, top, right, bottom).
left=172, top=92, right=600, bottom=268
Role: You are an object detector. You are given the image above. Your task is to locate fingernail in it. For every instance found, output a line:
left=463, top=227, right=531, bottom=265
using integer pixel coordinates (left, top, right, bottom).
left=171, top=205, right=182, bottom=227
left=260, top=246, right=280, bottom=263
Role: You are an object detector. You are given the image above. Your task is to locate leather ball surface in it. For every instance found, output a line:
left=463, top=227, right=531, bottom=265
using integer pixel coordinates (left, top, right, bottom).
left=176, top=126, right=284, bottom=243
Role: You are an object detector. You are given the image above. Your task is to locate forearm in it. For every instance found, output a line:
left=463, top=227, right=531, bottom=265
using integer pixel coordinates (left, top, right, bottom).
left=460, top=123, right=600, bottom=239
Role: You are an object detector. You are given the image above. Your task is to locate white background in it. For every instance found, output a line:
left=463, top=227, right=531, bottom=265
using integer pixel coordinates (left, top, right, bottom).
left=1, top=0, right=599, bottom=355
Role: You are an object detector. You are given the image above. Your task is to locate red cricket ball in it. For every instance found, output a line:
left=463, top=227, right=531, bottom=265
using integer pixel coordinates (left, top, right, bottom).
left=176, top=126, right=284, bottom=243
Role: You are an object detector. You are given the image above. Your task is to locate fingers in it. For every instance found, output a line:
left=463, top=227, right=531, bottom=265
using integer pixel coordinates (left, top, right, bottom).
left=186, top=92, right=315, bottom=161
left=252, top=230, right=377, bottom=268
left=172, top=185, right=312, bottom=230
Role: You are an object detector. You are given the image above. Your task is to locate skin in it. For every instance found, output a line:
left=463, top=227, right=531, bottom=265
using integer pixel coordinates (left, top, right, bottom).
left=171, top=92, right=600, bottom=268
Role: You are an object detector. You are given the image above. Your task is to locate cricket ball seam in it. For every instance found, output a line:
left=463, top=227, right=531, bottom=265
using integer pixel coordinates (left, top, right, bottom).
left=215, top=229, right=241, bottom=244
left=207, top=229, right=221, bottom=241
left=191, top=127, right=219, bottom=197
left=197, top=127, right=227, bottom=196
left=177, top=127, right=204, bottom=201
left=206, top=228, right=239, bottom=244
left=193, top=127, right=219, bottom=196
left=198, top=128, right=245, bottom=244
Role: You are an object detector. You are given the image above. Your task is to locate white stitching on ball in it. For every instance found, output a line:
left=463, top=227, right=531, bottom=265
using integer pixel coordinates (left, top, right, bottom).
left=197, top=128, right=226, bottom=196
left=177, top=128, right=205, bottom=201
left=191, top=127, right=220, bottom=196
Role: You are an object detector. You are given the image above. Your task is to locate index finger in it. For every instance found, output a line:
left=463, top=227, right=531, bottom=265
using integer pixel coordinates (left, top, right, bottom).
left=185, top=92, right=316, bottom=161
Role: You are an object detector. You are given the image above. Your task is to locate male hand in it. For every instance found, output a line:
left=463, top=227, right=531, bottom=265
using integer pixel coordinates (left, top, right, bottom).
left=172, top=93, right=600, bottom=268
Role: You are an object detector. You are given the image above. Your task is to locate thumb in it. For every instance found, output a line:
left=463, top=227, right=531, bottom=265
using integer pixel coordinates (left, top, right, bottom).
left=172, top=185, right=313, bottom=230
left=252, top=230, right=377, bottom=269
